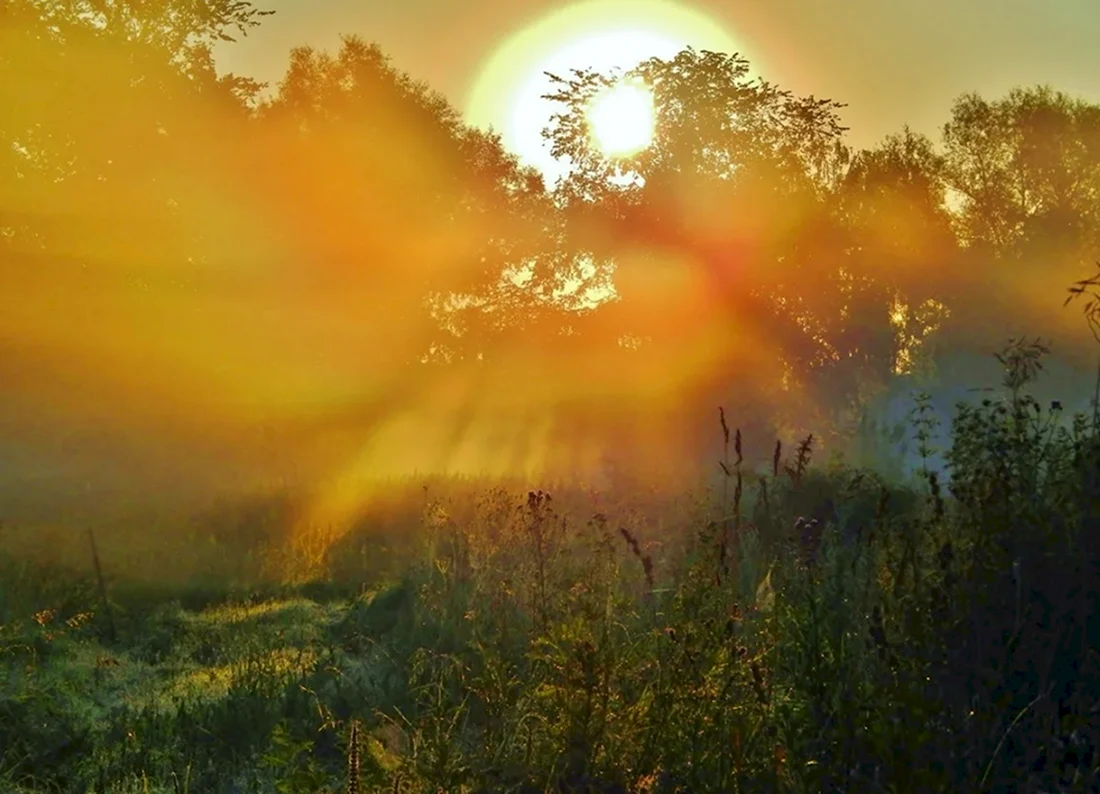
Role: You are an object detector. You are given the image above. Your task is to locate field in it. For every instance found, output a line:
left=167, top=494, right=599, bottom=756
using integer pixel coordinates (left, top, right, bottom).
left=1, top=348, right=1098, bottom=794
left=8, top=1, right=1100, bottom=790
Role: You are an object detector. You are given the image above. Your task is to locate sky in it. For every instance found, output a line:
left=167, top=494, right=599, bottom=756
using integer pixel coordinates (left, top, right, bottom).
left=214, top=0, right=1100, bottom=157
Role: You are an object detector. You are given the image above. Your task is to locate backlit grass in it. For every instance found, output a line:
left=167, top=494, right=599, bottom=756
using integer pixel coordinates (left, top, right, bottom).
left=1, top=342, right=1098, bottom=792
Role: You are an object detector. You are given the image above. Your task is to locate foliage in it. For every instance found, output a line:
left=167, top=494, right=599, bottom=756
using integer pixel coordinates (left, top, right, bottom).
left=4, top=3, right=1100, bottom=792
left=2, top=332, right=1099, bottom=791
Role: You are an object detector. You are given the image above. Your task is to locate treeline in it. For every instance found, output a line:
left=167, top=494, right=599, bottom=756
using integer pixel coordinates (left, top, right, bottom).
left=3, top=0, right=1100, bottom=480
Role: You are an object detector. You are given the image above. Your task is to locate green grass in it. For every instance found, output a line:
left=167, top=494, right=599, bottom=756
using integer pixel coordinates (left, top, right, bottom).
left=2, top=344, right=1099, bottom=792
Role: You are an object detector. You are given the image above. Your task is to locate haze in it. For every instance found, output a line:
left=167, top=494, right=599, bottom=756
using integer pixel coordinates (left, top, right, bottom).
left=3, top=0, right=1100, bottom=543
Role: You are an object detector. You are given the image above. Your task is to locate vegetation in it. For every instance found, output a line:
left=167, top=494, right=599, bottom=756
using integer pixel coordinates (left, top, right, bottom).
left=2, top=1, right=1100, bottom=791
left=2, top=339, right=1099, bottom=792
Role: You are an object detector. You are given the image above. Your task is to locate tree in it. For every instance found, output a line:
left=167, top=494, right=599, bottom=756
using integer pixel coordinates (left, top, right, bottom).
left=941, top=86, right=1100, bottom=353
left=830, top=129, right=958, bottom=384
left=944, top=87, right=1100, bottom=262
left=253, top=36, right=569, bottom=365
left=0, top=0, right=270, bottom=273
left=0, top=0, right=287, bottom=488
left=542, top=48, right=882, bottom=452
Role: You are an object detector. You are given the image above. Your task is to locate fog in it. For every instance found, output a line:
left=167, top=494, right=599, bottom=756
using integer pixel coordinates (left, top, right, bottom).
left=3, top=9, right=1100, bottom=547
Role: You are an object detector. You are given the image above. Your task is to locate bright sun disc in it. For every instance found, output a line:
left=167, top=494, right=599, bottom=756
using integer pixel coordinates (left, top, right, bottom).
left=465, top=0, right=743, bottom=184
left=587, top=80, right=655, bottom=157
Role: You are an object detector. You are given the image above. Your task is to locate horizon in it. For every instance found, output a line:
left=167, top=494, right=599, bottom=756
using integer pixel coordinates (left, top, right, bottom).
left=212, top=0, right=1100, bottom=165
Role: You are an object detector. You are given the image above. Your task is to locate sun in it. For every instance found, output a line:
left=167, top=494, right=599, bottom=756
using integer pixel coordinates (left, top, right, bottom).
left=587, top=78, right=656, bottom=158
left=465, top=0, right=742, bottom=185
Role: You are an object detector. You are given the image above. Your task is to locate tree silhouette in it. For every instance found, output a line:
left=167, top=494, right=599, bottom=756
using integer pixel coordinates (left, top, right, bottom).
left=6, top=4, right=1100, bottom=482
left=541, top=48, right=922, bottom=450
left=827, top=130, right=958, bottom=386
left=944, top=87, right=1100, bottom=262
left=939, top=86, right=1100, bottom=356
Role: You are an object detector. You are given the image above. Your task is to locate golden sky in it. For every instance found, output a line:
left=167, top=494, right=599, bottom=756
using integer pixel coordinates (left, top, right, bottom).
left=8, top=0, right=1100, bottom=523
left=214, top=0, right=1100, bottom=154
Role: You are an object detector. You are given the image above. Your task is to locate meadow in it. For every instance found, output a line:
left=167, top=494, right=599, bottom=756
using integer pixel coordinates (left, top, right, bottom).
left=6, top=3, right=1100, bottom=791
left=1, top=337, right=1098, bottom=793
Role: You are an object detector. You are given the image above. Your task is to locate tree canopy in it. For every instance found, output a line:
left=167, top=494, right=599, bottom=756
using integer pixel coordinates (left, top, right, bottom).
left=4, top=1, right=1099, bottom=482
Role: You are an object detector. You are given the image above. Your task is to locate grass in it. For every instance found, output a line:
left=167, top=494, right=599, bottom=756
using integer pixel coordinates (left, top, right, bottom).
left=1, top=341, right=1099, bottom=793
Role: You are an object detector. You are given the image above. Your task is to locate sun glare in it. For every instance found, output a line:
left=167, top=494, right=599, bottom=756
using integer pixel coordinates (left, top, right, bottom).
left=587, top=80, right=656, bottom=157
left=465, top=0, right=741, bottom=184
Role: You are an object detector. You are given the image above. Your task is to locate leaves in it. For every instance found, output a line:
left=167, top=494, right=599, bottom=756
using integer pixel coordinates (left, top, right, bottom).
left=943, top=86, right=1100, bottom=260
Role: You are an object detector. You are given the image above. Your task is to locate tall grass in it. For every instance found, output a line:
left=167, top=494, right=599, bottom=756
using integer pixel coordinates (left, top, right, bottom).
left=1, top=334, right=1098, bottom=792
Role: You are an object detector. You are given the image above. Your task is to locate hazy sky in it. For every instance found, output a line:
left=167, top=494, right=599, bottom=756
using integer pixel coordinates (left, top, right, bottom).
left=217, top=0, right=1100, bottom=153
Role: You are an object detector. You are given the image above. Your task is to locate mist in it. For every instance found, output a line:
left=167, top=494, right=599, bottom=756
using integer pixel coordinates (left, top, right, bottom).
left=3, top=5, right=1100, bottom=546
